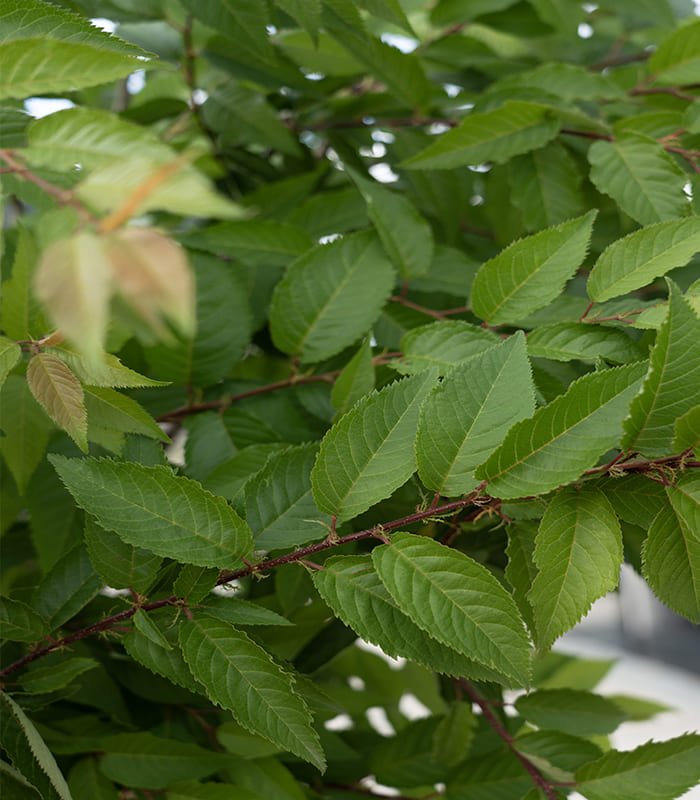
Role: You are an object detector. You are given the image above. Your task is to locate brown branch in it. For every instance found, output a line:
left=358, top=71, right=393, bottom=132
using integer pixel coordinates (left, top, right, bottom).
left=0, top=149, right=97, bottom=222
left=630, top=86, right=698, bottom=102
left=458, top=680, right=560, bottom=800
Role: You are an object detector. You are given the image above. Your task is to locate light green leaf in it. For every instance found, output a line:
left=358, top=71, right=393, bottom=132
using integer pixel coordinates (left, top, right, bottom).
left=587, top=217, right=700, bottom=303
left=27, top=353, right=87, bottom=452
left=179, top=616, right=325, bottom=770
left=201, top=599, right=293, bottom=628
left=417, top=333, right=535, bottom=496
left=649, top=19, right=700, bottom=85
left=1, top=226, right=46, bottom=340
left=84, top=515, right=162, bottom=594
left=99, top=732, right=234, bottom=790
left=50, top=456, right=253, bottom=569
left=47, top=348, right=167, bottom=389
left=403, top=101, right=560, bottom=170
left=311, top=371, right=436, bottom=521
left=623, top=282, right=700, bottom=456
left=21, top=658, right=97, bottom=695
left=432, top=702, right=477, bottom=768
left=331, top=337, right=375, bottom=414
left=0, top=337, right=21, bottom=389
left=372, top=533, right=532, bottom=684
left=269, top=231, right=395, bottom=363
left=505, top=521, right=538, bottom=633
left=245, top=443, right=331, bottom=551
left=528, top=487, right=622, bottom=649
left=477, top=361, right=647, bottom=499
left=0, top=692, right=72, bottom=800
left=587, top=135, right=688, bottom=226
left=173, top=564, right=219, bottom=605
left=643, top=474, right=700, bottom=622
left=575, top=734, right=700, bottom=800
left=394, top=320, right=498, bottom=375
left=203, top=443, right=286, bottom=506
left=313, top=555, right=506, bottom=682
left=609, top=695, right=668, bottom=721
left=274, top=0, right=321, bottom=41
left=598, top=474, right=666, bottom=529
left=516, top=689, right=626, bottom=735
left=132, top=610, right=173, bottom=651
left=527, top=322, right=642, bottom=364
left=0, top=596, right=46, bottom=642
left=470, top=211, right=596, bottom=325
left=32, top=545, right=101, bottom=630
left=497, top=62, right=622, bottom=102
left=507, top=141, right=584, bottom=231
left=515, top=730, right=603, bottom=780
left=351, top=173, right=434, bottom=278
left=84, top=387, right=167, bottom=448
left=674, top=405, right=700, bottom=453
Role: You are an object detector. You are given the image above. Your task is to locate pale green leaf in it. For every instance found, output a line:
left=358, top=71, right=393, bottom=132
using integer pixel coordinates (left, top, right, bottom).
left=674, top=405, right=700, bottom=452
left=201, top=599, right=293, bottom=628
left=609, top=695, right=668, bottom=721
left=598, top=475, right=666, bottom=528
left=1, top=226, right=46, bottom=340
left=623, top=282, right=700, bottom=456
left=331, top=337, right=375, bottom=414
left=515, top=730, right=603, bottom=781
left=527, top=322, right=642, bottom=364
left=477, top=362, right=647, bottom=498
left=313, top=555, right=506, bottom=682
left=269, top=231, right=395, bottom=363
left=588, top=217, right=700, bottom=302
left=20, top=658, right=97, bottom=695
left=203, top=444, right=286, bottom=506
left=649, top=19, right=700, bottom=84
left=0, top=337, right=21, bottom=390
left=372, top=533, right=532, bottom=684
left=470, top=211, right=596, bottom=325
left=587, top=135, right=688, bottom=226
left=50, top=456, right=253, bottom=568
left=0, top=376, right=53, bottom=493
left=643, top=474, right=700, bottom=622
left=516, top=689, right=626, bottom=735
left=528, top=487, right=622, bottom=649
left=84, top=515, right=162, bottom=594
left=0, top=596, right=46, bottom=642
left=179, top=616, right=325, bottom=770
left=32, top=545, right=101, bottom=630
left=507, top=141, right=584, bottom=231
left=99, top=732, right=234, bottom=789
left=351, top=172, right=434, bottom=279
left=496, top=62, right=622, bottom=102
left=132, top=610, right=173, bottom=651
left=47, top=348, right=167, bottom=388
left=393, top=320, right=498, bottom=375
left=403, top=101, right=560, bottom=170
left=311, top=371, right=436, bottom=521
left=575, top=734, right=700, bottom=800
left=84, top=387, right=167, bottom=448
left=417, top=333, right=535, bottom=496
left=27, top=353, right=87, bottom=452
left=0, top=692, right=72, bottom=800
left=245, top=443, right=331, bottom=551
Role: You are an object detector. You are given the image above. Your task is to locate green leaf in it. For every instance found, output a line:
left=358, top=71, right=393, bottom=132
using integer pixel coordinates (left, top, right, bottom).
left=674, top=404, right=700, bottom=453
left=0, top=596, right=46, bottom=642
left=1, top=226, right=46, bottom=341
left=516, top=689, right=626, bottom=735
left=417, top=333, right=535, bottom=496
left=166, top=781, right=261, bottom=800
left=32, top=545, right=101, bottom=631
left=179, top=616, right=325, bottom=770
left=0, top=692, right=72, bottom=800
left=132, top=609, right=173, bottom=651
left=269, top=231, right=395, bottom=363
left=47, top=348, right=167, bottom=389
left=432, top=701, right=477, bottom=768
left=394, top=321, right=498, bottom=375
left=173, top=564, right=219, bottom=605
left=0, top=337, right=20, bottom=390
left=527, top=322, right=642, bottom=364
left=643, top=474, right=700, bottom=622
left=371, top=717, right=444, bottom=788
left=649, top=19, right=700, bottom=84
left=311, top=371, right=436, bottom=521
left=145, top=254, right=252, bottom=387
left=447, top=749, right=531, bottom=799
left=587, top=135, right=687, bottom=226
left=588, top=217, right=700, bottom=303
left=575, top=734, right=700, bottom=800
left=0, top=760, right=41, bottom=800
left=331, top=337, right=375, bottom=414
left=470, top=211, right=596, bottom=325
left=505, top=521, right=538, bottom=633
left=84, top=387, right=167, bottom=447
left=351, top=172, right=434, bottom=279
left=245, top=443, right=331, bottom=551
left=515, top=729, right=603, bottom=780
left=507, top=141, right=584, bottom=231
left=477, top=361, right=647, bottom=499
left=313, top=555, right=508, bottom=682
left=275, top=0, right=321, bottom=41
left=68, top=759, right=117, bottom=800
left=201, top=598, right=293, bottom=627
left=608, top=695, right=668, bottom=721
left=50, top=456, right=253, bottom=569
left=372, top=532, right=532, bottom=684
left=20, top=658, right=98, bottom=695
left=203, top=444, right=286, bottom=505
left=26, top=353, right=87, bottom=452
left=528, top=487, right=622, bottom=649
left=99, top=732, right=234, bottom=789
left=623, top=282, right=700, bottom=456
left=0, top=376, right=53, bottom=493
left=403, top=101, right=559, bottom=170
left=84, top=515, right=162, bottom=594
